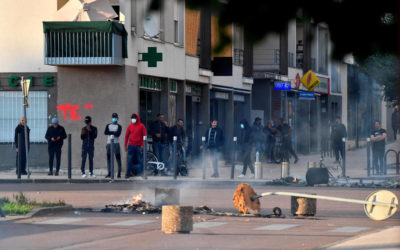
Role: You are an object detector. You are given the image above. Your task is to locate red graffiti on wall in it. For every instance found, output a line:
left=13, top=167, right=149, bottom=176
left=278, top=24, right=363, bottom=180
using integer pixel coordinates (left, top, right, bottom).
left=56, top=104, right=93, bottom=121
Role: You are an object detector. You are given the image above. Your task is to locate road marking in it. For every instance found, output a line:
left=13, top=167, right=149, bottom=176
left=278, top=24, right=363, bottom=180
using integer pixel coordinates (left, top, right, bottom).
left=106, top=220, right=157, bottom=226
left=254, top=224, right=299, bottom=231
left=330, top=226, right=370, bottom=233
left=34, top=218, right=85, bottom=225
left=194, top=222, right=227, bottom=228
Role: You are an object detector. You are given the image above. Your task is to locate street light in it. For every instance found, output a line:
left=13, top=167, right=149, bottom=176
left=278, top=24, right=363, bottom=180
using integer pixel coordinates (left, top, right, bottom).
left=20, top=77, right=30, bottom=178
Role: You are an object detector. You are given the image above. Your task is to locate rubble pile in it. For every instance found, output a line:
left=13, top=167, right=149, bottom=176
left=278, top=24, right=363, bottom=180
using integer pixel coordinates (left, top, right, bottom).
left=102, top=194, right=161, bottom=214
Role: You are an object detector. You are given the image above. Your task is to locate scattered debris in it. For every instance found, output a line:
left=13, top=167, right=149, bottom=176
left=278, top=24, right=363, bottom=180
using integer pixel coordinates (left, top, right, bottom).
left=193, top=205, right=284, bottom=218
left=102, top=194, right=161, bottom=214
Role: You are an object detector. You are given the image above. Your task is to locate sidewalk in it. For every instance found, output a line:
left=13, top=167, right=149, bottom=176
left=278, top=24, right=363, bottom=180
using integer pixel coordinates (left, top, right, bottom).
left=1, top=141, right=399, bottom=184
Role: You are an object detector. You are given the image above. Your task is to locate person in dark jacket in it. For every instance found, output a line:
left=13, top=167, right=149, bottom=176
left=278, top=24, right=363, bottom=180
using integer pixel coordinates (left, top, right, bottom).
left=104, top=113, right=122, bottom=178
left=149, top=114, right=169, bottom=168
left=81, top=116, right=97, bottom=178
left=251, top=117, right=267, bottom=161
left=167, top=119, right=186, bottom=175
left=265, top=120, right=277, bottom=163
left=238, top=119, right=254, bottom=178
left=392, top=105, right=400, bottom=140
left=331, top=116, right=347, bottom=163
left=45, top=118, right=67, bottom=176
left=14, top=117, right=30, bottom=175
left=277, top=118, right=299, bottom=164
left=200, top=119, right=224, bottom=178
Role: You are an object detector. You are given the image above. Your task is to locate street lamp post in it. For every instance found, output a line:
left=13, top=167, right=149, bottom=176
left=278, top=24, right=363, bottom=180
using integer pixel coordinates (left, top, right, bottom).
left=21, top=77, right=30, bottom=178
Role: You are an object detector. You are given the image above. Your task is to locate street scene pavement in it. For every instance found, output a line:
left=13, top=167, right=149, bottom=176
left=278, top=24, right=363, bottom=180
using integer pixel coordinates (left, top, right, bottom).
left=1, top=141, right=399, bottom=249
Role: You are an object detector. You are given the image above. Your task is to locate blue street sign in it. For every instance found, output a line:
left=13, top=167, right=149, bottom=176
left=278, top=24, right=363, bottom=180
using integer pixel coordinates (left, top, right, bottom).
left=299, top=91, right=315, bottom=100
left=274, top=82, right=291, bottom=91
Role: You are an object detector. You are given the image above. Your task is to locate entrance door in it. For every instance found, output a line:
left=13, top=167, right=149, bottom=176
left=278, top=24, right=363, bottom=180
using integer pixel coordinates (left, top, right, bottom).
left=140, top=90, right=161, bottom=130
left=186, top=96, right=201, bottom=157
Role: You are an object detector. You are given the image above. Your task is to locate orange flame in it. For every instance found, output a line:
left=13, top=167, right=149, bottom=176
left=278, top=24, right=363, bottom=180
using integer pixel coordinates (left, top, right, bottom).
left=132, top=194, right=143, bottom=203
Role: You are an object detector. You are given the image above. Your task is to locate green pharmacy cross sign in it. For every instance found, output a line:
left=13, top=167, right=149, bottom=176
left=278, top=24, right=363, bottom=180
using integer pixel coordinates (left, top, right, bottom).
left=139, top=47, right=163, bottom=67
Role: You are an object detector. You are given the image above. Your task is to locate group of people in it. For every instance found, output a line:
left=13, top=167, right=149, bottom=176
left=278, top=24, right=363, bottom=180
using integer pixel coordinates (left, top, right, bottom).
left=13, top=107, right=395, bottom=178
left=236, top=117, right=299, bottom=178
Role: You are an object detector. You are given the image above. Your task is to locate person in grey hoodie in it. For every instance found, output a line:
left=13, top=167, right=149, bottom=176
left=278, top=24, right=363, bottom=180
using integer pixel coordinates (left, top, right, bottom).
left=104, top=113, right=122, bottom=178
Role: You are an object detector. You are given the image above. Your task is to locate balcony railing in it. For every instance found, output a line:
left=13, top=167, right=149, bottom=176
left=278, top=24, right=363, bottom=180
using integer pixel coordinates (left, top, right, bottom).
left=43, top=22, right=127, bottom=66
left=253, top=49, right=280, bottom=72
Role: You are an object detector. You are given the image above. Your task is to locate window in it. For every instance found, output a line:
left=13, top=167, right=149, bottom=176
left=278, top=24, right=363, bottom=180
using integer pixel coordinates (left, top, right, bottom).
left=0, top=91, right=48, bottom=143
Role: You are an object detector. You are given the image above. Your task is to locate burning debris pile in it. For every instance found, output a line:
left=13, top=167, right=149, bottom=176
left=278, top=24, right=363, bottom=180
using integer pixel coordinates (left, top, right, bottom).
left=102, top=194, right=161, bottom=214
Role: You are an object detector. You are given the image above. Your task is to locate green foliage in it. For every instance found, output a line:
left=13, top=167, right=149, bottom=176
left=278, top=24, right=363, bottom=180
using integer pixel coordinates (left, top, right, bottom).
left=0, top=192, right=66, bottom=216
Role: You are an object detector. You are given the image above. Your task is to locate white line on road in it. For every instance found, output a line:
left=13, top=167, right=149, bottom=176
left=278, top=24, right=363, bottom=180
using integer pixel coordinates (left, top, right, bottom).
left=194, top=222, right=227, bottom=228
left=330, top=226, right=370, bottom=233
left=106, top=220, right=157, bottom=226
left=34, top=218, right=86, bottom=225
left=254, top=224, right=299, bottom=231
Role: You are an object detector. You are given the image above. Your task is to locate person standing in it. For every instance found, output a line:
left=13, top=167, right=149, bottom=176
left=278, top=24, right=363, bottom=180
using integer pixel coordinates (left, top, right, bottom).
left=391, top=105, right=400, bottom=140
left=370, top=120, right=387, bottom=175
left=168, top=119, right=186, bottom=176
left=277, top=118, right=299, bottom=164
left=124, top=113, right=147, bottom=178
left=330, top=116, right=347, bottom=163
left=201, top=120, right=224, bottom=178
left=251, top=117, right=267, bottom=161
left=149, top=114, right=169, bottom=173
left=81, top=116, right=97, bottom=178
left=45, top=118, right=67, bottom=176
left=238, top=119, right=254, bottom=178
left=104, top=113, right=122, bottom=178
left=14, top=117, right=30, bottom=175
left=265, top=120, right=277, bottom=163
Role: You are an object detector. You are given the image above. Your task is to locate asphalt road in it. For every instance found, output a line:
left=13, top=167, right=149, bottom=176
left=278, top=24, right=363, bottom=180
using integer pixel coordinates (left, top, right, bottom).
left=0, top=183, right=399, bottom=249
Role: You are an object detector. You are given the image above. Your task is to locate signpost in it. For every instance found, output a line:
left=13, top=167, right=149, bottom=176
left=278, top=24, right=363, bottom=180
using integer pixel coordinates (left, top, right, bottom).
left=294, top=73, right=301, bottom=89
left=139, top=47, right=163, bottom=67
left=274, top=82, right=291, bottom=91
left=301, top=70, right=321, bottom=91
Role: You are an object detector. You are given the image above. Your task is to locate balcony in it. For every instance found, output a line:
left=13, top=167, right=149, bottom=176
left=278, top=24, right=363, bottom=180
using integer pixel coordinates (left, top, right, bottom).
left=43, top=21, right=127, bottom=66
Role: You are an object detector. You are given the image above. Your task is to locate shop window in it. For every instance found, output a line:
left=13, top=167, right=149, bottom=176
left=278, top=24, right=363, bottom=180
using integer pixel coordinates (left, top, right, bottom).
left=0, top=91, right=48, bottom=143
left=169, top=80, right=178, bottom=93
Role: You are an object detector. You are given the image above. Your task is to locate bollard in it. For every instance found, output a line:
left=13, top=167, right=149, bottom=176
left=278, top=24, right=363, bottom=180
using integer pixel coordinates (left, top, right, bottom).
left=231, top=137, right=237, bottom=179
left=367, top=138, right=371, bottom=177
left=173, top=136, right=178, bottom=180
left=281, top=162, right=290, bottom=178
left=110, top=137, right=115, bottom=180
left=142, top=136, right=147, bottom=180
left=162, top=206, right=193, bottom=234
left=397, top=151, right=400, bottom=175
left=291, top=195, right=317, bottom=216
left=202, top=137, right=206, bottom=180
left=254, top=151, right=262, bottom=179
left=68, top=134, right=72, bottom=180
left=342, top=137, right=346, bottom=177
left=17, top=133, right=21, bottom=179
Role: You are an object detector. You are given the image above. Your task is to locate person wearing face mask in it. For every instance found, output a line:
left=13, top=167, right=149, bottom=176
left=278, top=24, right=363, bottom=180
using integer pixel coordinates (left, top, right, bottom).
left=80, top=116, right=97, bottom=178
left=238, top=119, right=254, bottom=178
left=104, top=113, right=122, bottom=178
left=124, top=113, right=147, bottom=178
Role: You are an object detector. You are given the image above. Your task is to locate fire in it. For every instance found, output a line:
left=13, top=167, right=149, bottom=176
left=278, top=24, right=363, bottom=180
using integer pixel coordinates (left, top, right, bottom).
left=132, top=194, right=143, bottom=203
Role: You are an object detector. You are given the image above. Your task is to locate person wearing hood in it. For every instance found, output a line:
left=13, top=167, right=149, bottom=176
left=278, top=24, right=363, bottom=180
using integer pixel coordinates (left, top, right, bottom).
left=124, top=113, right=147, bottom=178
left=80, top=116, right=97, bottom=178
left=14, top=117, right=30, bottom=175
left=45, top=117, right=67, bottom=176
left=104, top=113, right=122, bottom=178
left=238, top=119, right=255, bottom=178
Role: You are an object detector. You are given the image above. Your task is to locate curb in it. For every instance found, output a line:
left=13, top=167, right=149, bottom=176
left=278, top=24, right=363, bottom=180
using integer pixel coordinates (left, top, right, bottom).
left=26, top=205, right=74, bottom=217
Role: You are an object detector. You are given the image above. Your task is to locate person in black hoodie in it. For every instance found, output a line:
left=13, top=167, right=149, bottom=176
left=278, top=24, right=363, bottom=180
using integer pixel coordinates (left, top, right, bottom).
left=149, top=114, right=169, bottom=174
left=45, top=117, right=67, bottom=176
left=238, top=119, right=254, bottom=178
left=81, top=116, right=97, bottom=177
left=14, top=117, right=30, bottom=175
left=330, top=116, right=347, bottom=163
left=201, top=119, right=224, bottom=178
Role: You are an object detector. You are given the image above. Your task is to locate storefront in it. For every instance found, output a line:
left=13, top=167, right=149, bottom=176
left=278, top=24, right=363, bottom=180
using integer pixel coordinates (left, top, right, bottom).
left=0, top=73, right=57, bottom=169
